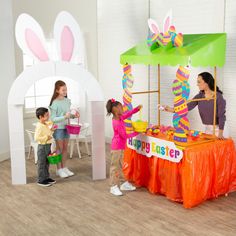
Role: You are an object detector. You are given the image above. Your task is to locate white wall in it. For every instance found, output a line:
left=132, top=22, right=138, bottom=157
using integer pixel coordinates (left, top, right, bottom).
left=224, top=0, right=236, bottom=140
left=0, top=0, right=16, bottom=161
left=97, top=0, right=149, bottom=140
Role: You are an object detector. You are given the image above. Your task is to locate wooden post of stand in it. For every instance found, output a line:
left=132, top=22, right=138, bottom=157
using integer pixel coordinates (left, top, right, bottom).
left=158, top=64, right=160, bottom=126
left=213, top=67, right=217, bottom=135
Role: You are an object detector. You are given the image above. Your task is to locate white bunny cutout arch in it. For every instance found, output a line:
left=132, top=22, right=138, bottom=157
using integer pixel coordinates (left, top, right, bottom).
left=8, top=11, right=106, bottom=184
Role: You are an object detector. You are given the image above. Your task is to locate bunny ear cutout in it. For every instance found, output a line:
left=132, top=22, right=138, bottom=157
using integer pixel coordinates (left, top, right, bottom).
left=163, top=9, right=172, bottom=33
left=15, top=13, right=49, bottom=61
left=148, top=18, right=160, bottom=34
left=54, top=11, right=85, bottom=65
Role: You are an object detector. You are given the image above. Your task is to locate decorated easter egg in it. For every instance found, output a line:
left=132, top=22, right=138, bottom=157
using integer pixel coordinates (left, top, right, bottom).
left=123, top=88, right=132, bottom=104
left=123, top=105, right=128, bottom=112
left=123, top=64, right=131, bottom=75
left=182, top=80, right=190, bottom=100
left=172, top=79, right=182, bottom=96
left=174, top=96, right=188, bottom=117
left=174, top=33, right=183, bottom=47
left=163, top=32, right=171, bottom=46
left=172, top=113, right=181, bottom=128
left=169, top=25, right=176, bottom=35
left=176, top=66, right=190, bottom=82
left=178, top=116, right=190, bottom=132
left=125, top=119, right=133, bottom=128
left=147, top=33, right=158, bottom=47
left=126, top=75, right=134, bottom=88
left=156, top=32, right=164, bottom=46
left=122, top=74, right=127, bottom=89
left=174, top=128, right=187, bottom=143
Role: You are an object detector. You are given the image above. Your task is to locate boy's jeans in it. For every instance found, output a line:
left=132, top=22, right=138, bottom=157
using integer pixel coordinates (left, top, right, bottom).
left=37, top=144, right=51, bottom=182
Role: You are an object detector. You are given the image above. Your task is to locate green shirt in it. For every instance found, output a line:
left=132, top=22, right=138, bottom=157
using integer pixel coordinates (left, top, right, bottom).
left=49, top=98, right=71, bottom=129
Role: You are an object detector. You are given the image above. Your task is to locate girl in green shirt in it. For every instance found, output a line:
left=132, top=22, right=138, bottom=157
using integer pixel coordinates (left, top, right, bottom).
left=49, top=80, right=80, bottom=178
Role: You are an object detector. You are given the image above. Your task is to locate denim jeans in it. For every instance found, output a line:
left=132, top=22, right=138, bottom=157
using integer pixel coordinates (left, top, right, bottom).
left=37, top=144, right=51, bottom=182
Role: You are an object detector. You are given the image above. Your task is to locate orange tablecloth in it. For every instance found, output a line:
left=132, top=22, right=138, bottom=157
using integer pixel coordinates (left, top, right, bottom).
left=123, top=138, right=236, bottom=208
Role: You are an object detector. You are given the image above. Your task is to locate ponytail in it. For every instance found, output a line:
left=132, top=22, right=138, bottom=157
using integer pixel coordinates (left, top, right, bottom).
left=106, top=99, right=122, bottom=116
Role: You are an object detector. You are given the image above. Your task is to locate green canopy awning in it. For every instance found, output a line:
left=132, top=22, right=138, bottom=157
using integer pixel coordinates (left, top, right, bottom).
left=120, top=33, right=226, bottom=67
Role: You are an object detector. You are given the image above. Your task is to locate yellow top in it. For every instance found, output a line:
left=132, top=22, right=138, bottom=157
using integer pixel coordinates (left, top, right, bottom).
left=34, top=121, right=53, bottom=144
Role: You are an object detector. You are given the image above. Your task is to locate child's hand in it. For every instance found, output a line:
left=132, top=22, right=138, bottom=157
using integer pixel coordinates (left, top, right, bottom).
left=50, top=124, right=58, bottom=131
left=47, top=135, right=52, bottom=141
left=157, top=104, right=165, bottom=111
left=138, top=105, right=143, bottom=110
left=163, top=105, right=174, bottom=113
left=64, top=112, right=70, bottom=119
left=75, top=111, right=80, bottom=118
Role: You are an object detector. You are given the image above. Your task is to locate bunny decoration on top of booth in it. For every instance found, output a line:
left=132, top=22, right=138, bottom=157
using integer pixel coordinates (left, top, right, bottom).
left=15, top=11, right=86, bottom=66
left=147, top=10, right=183, bottom=48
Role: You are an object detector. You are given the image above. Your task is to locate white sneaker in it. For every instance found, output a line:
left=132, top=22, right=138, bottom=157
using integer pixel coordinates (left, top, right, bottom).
left=56, top=168, right=69, bottom=178
left=110, top=185, right=123, bottom=196
left=120, top=181, right=136, bottom=191
left=63, top=167, right=74, bottom=177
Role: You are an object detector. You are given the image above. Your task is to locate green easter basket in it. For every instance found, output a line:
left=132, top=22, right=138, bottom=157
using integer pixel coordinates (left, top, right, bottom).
left=47, top=153, right=62, bottom=164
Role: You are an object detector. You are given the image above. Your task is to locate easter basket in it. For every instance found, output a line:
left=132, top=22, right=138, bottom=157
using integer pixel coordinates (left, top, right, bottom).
left=65, top=118, right=81, bottom=135
left=132, top=109, right=148, bottom=133
left=47, top=153, right=62, bottom=164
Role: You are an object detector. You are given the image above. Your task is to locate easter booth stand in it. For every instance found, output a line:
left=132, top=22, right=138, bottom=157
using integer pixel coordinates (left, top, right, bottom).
left=120, top=15, right=236, bottom=208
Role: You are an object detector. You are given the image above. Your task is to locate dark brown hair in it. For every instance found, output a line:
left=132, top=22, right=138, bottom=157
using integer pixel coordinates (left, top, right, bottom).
left=198, top=72, right=223, bottom=94
left=106, top=99, right=122, bottom=116
left=49, top=80, right=67, bottom=106
left=36, top=107, right=48, bottom=119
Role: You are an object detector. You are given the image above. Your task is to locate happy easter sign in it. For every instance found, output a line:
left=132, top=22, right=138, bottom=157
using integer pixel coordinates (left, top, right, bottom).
left=127, top=134, right=183, bottom=163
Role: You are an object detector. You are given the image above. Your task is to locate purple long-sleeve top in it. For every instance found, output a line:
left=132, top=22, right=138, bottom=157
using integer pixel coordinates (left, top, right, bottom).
left=187, top=91, right=226, bottom=130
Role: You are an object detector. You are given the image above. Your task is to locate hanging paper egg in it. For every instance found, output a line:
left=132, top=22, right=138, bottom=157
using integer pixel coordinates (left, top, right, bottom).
left=176, top=66, right=190, bottom=82
left=126, top=75, right=134, bottom=88
left=123, top=64, right=131, bottom=75
left=172, top=113, right=181, bottom=128
left=172, top=79, right=182, bottom=96
left=182, top=80, right=190, bottom=100
left=122, top=74, right=127, bottom=89
left=123, top=89, right=132, bottom=104
left=178, top=116, right=190, bottom=132
left=174, top=96, right=188, bottom=117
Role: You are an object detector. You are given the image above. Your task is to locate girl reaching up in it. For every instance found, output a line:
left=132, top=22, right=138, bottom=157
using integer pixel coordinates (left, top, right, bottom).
left=106, top=98, right=142, bottom=196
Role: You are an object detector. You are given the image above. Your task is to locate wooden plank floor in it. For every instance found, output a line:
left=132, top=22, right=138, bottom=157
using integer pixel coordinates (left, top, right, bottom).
left=0, top=144, right=236, bottom=236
